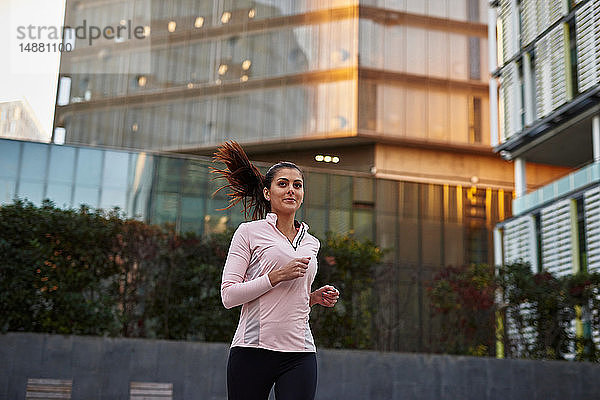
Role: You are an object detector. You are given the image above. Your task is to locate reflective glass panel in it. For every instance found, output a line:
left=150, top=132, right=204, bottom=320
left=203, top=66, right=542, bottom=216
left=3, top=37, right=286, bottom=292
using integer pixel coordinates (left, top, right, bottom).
left=353, top=209, right=374, bottom=240
left=46, top=183, right=73, bottom=208
left=0, top=140, right=20, bottom=178
left=73, top=186, right=100, bottom=208
left=329, top=209, right=351, bottom=234
left=48, top=146, right=76, bottom=184
left=304, top=207, right=326, bottom=238
left=0, top=178, right=16, bottom=204
left=103, top=151, right=130, bottom=189
left=100, top=188, right=127, bottom=211
left=305, top=173, right=328, bottom=208
left=331, top=175, right=352, bottom=209
left=180, top=196, right=206, bottom=234
left=20, top=142, right=48, bottom=181
left=152, top=192, right=179, bottom=225
left=75, top=148, right=103, bottom=186
left=17, top=181, right=45, bottom=206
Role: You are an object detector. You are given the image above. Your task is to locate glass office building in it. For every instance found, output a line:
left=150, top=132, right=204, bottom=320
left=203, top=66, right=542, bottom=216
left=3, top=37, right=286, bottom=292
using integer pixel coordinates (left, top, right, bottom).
left=1, top=137, right=511, bottom=351
left=52, top=1, right=509, bottom=178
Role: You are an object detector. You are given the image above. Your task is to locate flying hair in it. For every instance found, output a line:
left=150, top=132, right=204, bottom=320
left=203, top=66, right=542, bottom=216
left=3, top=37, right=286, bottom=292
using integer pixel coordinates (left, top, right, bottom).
left=211, top=141, right=268, bottom=220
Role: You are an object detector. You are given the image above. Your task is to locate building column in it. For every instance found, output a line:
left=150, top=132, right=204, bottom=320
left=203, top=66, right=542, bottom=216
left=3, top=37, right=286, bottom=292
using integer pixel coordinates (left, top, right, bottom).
left=515, top=157, right=526, bottom=197
left=489, top=6, right=499, bottom=147
left=593, top=115, right=600, bottom=162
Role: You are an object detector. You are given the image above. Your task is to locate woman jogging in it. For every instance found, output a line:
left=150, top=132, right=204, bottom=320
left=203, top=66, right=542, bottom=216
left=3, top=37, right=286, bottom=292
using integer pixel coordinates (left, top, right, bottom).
left=213, top=141, right=340, bottom=400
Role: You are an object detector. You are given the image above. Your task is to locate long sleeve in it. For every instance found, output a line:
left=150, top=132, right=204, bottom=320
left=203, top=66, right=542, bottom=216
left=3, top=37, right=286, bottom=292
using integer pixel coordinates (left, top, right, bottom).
left=221, top=223, right=274, bottom=309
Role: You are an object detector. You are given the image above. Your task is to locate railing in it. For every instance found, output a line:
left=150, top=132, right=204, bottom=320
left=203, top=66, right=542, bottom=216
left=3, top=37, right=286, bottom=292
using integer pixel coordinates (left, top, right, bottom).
left=513, top=161, right=600, bottom=215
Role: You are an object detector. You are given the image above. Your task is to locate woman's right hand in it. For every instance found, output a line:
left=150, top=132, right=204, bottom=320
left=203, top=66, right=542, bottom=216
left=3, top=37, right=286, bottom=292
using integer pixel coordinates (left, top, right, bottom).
left=268, top=257, right=310, bottom=286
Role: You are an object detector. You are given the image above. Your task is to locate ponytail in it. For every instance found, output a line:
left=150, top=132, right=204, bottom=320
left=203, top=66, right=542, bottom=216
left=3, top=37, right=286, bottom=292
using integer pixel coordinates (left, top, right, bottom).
left=212, top=141, right=269, bottom=220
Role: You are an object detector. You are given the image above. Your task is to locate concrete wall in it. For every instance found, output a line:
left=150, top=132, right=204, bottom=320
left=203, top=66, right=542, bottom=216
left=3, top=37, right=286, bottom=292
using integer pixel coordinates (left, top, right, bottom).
left=1, top=332, right=600, bottom=400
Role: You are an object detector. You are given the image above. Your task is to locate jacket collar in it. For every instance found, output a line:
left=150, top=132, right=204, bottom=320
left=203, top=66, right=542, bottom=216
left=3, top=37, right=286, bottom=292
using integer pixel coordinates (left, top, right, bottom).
left=266, top=212, right=309, bottom=250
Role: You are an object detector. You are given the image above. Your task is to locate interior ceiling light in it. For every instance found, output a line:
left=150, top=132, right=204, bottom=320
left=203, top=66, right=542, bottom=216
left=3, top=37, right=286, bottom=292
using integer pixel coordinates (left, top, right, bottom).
left=218, top=64, right=228, bottom=75
left=143, top=26, right=151, bottom=37
left=248, top=9, right=256, bottom=18
left=315, top=154, right=340, bottom=163
left=194, top=17, right=204, bottom=28
left=242, top=59, right=252, bottom=70
left=168, top=21, right=176, bottom=32
left=240, top=75, right=248, bottom=82
left=221, top=12, right=231, bottom=24
left=137, top=76, right=147, bottom=87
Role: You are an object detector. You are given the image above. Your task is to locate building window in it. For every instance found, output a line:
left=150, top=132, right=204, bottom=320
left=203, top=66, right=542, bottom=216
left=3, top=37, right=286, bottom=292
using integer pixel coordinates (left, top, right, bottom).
left=468, top=37, right=481, bottom=80
left=568, top=19, right=579, bottom=97
left=518, top=60, right=525, bottom=127
left=469, top=96, right=482, bottom=143
left=577, top=197, right=587, bottom=271
left=467, top=0, right=480, bottom=22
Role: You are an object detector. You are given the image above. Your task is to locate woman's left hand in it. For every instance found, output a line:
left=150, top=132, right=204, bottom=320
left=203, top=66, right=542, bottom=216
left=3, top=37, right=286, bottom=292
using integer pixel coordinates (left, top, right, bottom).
left=310, top=285, right=340, bottom=307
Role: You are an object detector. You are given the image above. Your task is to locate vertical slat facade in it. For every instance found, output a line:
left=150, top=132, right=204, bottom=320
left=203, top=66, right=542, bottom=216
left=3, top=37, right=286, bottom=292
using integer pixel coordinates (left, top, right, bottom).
left=585, top=187, right=600, bottom=272
left=535, top=24, right=570, bottom=118
left=503, top=215, right=538, bottom=356
left=540, top=199, right=573, bottom=277
left=584, top=187, right=600, bottom=347
left=499, top=0, right=516, bottom=65
left=521, top=0, right=537, bottom=46
left=576, top=1, right=600, bottom=94
left=500, top=62, right=519, bottom=140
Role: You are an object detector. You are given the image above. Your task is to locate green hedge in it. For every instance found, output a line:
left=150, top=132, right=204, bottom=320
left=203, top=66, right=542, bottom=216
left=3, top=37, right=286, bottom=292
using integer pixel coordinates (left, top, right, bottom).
left=428, top=261, right=600, bottom=361
left=0, top=200, right=382, bottom=349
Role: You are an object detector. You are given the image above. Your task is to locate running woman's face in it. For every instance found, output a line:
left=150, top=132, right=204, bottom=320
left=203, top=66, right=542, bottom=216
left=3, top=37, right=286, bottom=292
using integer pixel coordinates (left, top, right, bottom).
left=263, top=168, right=304, bottom=216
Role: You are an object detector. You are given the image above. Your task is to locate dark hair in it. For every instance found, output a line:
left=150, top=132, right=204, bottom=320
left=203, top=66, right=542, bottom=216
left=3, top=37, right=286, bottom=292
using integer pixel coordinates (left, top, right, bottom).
left=212, top=141, right=303, bottom=220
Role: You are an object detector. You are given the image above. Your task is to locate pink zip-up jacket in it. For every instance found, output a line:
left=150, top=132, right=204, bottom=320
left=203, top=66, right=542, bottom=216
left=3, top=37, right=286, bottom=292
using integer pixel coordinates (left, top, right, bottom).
left=221, top=213, right=319, bottom=352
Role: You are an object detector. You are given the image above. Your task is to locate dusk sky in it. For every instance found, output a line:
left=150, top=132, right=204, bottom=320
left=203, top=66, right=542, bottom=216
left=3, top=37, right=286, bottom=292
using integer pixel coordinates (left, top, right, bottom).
left=1, top=0, right=66, bottom=139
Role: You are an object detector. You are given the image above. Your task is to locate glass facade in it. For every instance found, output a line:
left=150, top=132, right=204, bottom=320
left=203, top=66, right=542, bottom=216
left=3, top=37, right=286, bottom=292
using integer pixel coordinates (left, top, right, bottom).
left=56, top=0, right=359, bottom=150
left=1, top=137, right=511, bottom=351
left=55, top=0, right=490, bottom=152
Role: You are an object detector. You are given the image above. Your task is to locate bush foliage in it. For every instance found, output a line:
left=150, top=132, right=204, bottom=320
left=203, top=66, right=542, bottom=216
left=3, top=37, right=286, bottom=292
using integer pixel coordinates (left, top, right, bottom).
left=0, top=200, right=382, bottom=349
left=428, top=261, right=600, bottom=361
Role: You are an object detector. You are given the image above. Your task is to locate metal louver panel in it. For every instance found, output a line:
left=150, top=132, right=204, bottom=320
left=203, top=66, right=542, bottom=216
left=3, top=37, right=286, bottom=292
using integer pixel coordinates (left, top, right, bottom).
left=541, top=199, right=573, bottom=277
left=583, top=187, right=600, bottom=349
left=584, top=187, right=600, bottom=272
left=541, top=199, right=577, bottom=360
left=521, top=0, right=537, bottom=46
left=503, top=214, right=537, bottom=270
left=576, top=1, right=600, bottom=93
left=535, top=24, right=569, bottom=118
left=499, top=0, right=516, bottom=64
left=536, top=0, right=550, bottom=33
left=548, top=0, right=568, bottom=27
left=550, top=24, right=570, bottom=109
left=503, top=214, right=538, bottom=357
left=506, top=302, right=537, bottom=357
left=535, top=35, right=552, bottom=118
left=500, top=62, right=518, bottom=140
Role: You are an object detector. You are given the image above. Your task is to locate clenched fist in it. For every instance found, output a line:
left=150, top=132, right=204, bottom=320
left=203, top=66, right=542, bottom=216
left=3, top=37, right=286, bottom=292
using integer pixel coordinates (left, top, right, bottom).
left=268, top=257, right=310, bottom=286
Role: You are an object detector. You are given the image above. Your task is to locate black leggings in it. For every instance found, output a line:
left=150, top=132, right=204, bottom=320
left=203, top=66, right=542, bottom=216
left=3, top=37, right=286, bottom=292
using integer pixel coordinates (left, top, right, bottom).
left=227, top=346, right=317, bottom=400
